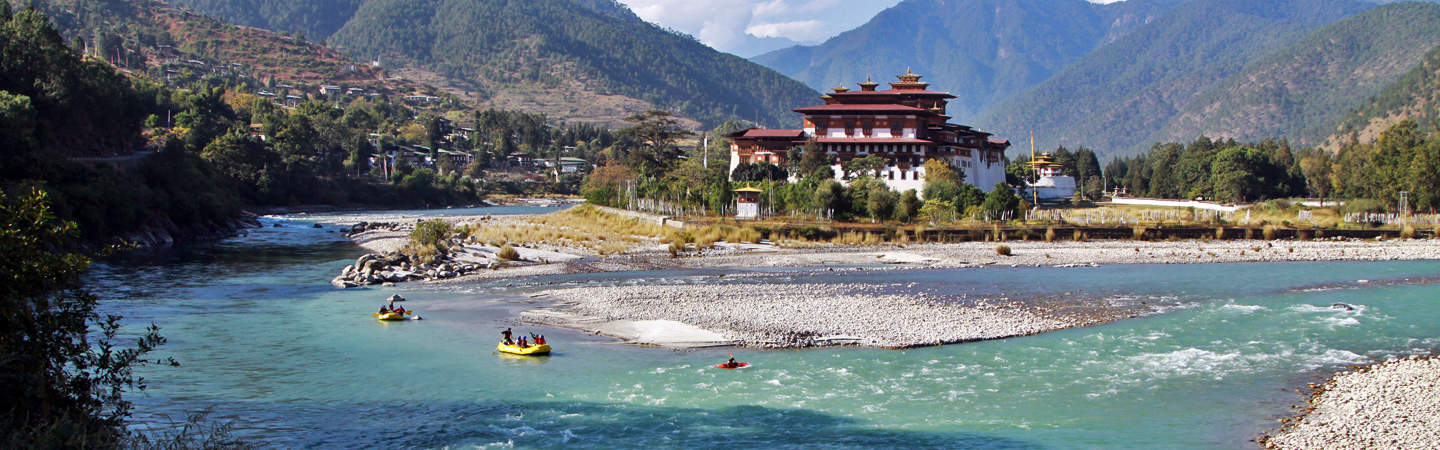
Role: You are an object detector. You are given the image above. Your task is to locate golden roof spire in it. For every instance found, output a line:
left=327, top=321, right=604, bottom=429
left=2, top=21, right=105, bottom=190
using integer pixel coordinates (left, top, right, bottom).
left=858, top=75, right=879, bottom=91
left=891, top=67, right=928, bottom=89
left=832, top=85, right=850, bottom=93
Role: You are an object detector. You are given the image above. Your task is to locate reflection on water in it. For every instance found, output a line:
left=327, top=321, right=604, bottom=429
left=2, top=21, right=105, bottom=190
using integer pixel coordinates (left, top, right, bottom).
left=91, top=212, right=1440, bottom=448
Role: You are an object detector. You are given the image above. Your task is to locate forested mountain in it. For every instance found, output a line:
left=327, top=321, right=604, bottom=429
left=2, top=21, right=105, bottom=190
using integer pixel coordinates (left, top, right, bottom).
left=169, top=0, right=817, bottom=128
left=13, top=0, right=436, bottom=95
left=166, top=0, right=362, bottom=41
left=1327, top=42, right=1440, bottom=148
left=1153, top=2, right=1440, bottom=149
left=751, top=0, right=1184, bottom=120
left=972, top=0, right=1372, bottom=157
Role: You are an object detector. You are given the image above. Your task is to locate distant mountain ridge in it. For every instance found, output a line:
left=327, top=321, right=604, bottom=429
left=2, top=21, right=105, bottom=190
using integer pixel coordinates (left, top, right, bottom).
left=1327, top=43, right=1440, bottom=148
left=322, top=0, right=817, bottom=128
left=971, top=0, right=1374, bottom=156
left=752, top=0, right=1186, bottom=121
left=1155, top=2, right=1440, bottom=148
left=164, top=0, right=816, bottom=129
left=166, top=0, right=363, bottom=41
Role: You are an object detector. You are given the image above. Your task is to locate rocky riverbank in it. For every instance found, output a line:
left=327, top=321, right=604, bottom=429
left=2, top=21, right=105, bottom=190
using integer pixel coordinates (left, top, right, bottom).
left=522, top=281, right=1143, bottom=349
left=331, top=219, right=587, bottom=287
left=117, top=213, right=261, bottom=249
left=312, top=206, right=1440, bottom=289
left=1262, top=355, right=1440, bottom=449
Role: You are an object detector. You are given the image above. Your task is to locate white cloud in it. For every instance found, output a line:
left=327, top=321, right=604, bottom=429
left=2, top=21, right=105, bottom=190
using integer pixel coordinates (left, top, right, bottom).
left=745, top=20, right=824, bottom=40
left=617, top=0, right=1126, bottom=56
left=617, top=0, right=901, bottom=56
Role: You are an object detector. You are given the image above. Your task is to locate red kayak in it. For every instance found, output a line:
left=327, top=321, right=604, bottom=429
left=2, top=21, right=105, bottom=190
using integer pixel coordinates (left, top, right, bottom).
left=714, top=362, right=750, bottom=369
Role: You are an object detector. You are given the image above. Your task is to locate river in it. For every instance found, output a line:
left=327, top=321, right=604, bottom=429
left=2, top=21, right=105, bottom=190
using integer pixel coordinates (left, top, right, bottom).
left=91, top=207, right=1440, bottom=448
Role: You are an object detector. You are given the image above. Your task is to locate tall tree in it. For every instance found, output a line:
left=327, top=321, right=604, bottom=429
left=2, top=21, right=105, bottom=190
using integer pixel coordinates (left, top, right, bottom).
left=619, top=110, right=694, bottom=175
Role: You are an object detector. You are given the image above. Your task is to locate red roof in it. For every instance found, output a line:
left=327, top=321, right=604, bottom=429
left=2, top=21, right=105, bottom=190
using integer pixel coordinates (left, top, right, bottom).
left=814, top=137, right=933, bottom=144
left=987, top=137, right=1011, bottom=145
left=793, top=104, right=931, bottom=114
left=830, top=89, right=956, bottom=98
left=727, top=128, right=805, bottom=139
left=741, top=129, right=805, bottom=138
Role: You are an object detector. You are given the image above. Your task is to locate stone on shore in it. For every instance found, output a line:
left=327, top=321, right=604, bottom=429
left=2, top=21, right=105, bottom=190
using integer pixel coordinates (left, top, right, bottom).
left=1263, top=355, right=1440, bottom=449
left=525, top=282, right=1109, bottom=349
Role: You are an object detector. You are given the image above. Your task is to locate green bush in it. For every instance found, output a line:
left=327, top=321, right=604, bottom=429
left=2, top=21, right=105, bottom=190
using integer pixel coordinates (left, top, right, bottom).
left=995, top=244, right=1012, bottom=256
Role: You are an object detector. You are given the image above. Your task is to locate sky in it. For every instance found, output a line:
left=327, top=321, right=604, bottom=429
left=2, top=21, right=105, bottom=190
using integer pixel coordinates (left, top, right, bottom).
left=616, top=0, right=903, bottom=57
left=617, top=0, right=1125, bottom=57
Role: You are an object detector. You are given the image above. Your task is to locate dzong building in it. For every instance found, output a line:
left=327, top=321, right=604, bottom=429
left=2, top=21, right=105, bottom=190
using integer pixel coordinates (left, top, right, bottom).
left=728, top=70, right=1009, bottom=195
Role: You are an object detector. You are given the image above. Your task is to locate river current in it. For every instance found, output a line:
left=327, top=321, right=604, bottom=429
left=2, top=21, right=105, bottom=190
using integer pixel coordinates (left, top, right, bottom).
left=90, top=207, right=1440, bottom=448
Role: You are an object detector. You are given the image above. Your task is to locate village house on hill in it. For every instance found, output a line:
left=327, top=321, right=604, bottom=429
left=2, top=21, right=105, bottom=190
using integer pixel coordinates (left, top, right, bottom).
left=728, top=70, right=1010, bottom=195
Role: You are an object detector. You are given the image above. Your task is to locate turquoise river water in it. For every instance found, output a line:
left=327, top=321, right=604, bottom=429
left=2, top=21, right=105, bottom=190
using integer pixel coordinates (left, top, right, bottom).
left=90, top=207, right=1440, bottom=448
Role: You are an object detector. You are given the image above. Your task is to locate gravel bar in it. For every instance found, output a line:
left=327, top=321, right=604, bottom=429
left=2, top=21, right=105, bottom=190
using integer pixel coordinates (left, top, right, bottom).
left=525, top=282, right=1118, bottom=349
left=1263, top=355, right=1440, bottom=449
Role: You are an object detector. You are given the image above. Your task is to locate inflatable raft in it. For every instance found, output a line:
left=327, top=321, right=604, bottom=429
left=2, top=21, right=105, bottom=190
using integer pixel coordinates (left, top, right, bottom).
left=373, top=311, right=410, bottom=321
left=497, top=342, right=551, bottom=356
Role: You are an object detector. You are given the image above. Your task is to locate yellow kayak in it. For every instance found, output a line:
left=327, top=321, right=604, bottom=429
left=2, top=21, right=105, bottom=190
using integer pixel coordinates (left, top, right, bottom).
left=497, top=342, right=551, bottom=355
left=373, top=311, right=410, bottom=321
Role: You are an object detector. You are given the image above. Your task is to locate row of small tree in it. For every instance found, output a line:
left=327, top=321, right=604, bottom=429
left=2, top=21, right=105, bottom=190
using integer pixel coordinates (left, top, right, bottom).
left=580, top=126, right=1026, bottom=224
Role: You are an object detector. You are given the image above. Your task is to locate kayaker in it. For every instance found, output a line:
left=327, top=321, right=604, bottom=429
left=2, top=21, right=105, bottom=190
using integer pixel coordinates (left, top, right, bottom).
left=724, top=353, right=737, bottom=369
left=502, top=328, right=514, bottom=345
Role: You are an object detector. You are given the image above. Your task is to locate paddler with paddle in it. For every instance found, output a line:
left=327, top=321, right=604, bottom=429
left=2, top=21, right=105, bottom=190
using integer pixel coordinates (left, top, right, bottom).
left=719, top=353, right=744, bottom=369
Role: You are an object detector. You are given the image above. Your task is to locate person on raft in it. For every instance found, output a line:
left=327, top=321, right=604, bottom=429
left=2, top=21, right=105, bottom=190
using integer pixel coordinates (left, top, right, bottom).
left=516, top=336, right=529, bottom=348
left=501, top=328, right=514, bottom=345
left=378, top=304, right=390, bottom=314
left=530, top=333, right=546, bottom=345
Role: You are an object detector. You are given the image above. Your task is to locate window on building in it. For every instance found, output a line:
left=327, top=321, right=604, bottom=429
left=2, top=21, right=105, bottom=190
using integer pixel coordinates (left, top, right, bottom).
left=861, top=119, right=873, bottom=137
left=815, top=119, right=828, bottom=134
left=891, top=121, right=903, bottom=137
left=844, top=119, right=856, bottom=136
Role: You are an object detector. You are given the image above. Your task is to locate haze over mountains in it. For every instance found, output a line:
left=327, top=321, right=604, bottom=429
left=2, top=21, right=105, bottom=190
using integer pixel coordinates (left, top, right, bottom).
left=752, top=0, right=1187, bottom=121
left=759, top=0, right=1440, bottom=157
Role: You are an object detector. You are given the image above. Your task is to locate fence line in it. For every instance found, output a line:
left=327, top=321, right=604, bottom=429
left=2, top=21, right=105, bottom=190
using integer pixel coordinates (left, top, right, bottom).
left=1344, top=213, right=1440, bottom=226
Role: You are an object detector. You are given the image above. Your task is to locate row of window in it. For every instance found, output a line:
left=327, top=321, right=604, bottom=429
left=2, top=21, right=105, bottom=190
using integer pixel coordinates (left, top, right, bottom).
left=825, top=144, right=926, bottom=154
left=815, top=119, right=908, bottom=137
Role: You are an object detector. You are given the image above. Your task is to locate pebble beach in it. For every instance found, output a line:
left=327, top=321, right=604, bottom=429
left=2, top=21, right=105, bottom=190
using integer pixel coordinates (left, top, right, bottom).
left=523, top=281, right=1129, bottom=349
left=1263, top=356, right=1440, bottom=449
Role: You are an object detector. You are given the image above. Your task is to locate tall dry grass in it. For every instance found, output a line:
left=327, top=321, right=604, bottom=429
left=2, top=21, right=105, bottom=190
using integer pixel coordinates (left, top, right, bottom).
left=461, top=205, right=677, bottom=255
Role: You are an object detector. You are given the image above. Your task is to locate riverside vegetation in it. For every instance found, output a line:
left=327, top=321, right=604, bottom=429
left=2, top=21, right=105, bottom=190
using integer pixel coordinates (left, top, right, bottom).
left=0, top=189, right=221, bottom=446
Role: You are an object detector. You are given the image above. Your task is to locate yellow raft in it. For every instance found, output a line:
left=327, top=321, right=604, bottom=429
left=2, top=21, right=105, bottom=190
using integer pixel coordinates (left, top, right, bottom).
left=497, top=342, right=551, bottom=356
left=373, top=311, right=411, bottom=321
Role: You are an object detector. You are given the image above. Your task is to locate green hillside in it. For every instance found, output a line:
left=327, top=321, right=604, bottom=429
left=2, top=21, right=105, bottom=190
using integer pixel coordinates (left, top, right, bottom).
left=167, top=0, right=816, bottom=129
left=1327, top=42, right=1440, bottom=148
left=972, top=0, right=1372, bottom=157
left=325, top=0, right=817, bottom=129
left=751, top=0, right=1184, bottom=121
left=1156, top=2, right=1440, bottom=148
left=167, top=0, right=362, bottom=41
